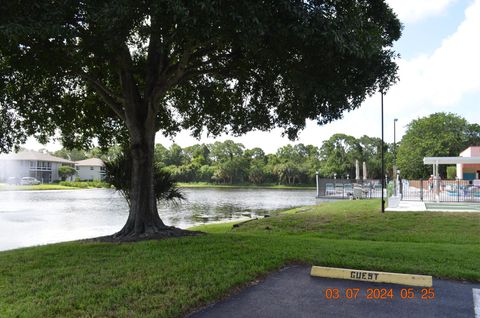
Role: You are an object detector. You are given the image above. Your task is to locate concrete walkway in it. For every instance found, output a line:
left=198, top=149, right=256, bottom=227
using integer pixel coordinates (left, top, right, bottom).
left=386, top=200, right=426, bottom=212
left=187, top=265, right=480, bottom=318
left=386, top=200, right=480, bottom=212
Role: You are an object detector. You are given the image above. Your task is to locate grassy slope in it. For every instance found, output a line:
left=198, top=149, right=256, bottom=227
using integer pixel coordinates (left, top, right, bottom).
left=0, top=200, right=479, bottom=317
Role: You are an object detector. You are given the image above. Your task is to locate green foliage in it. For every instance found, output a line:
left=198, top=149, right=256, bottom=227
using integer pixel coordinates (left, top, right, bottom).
left=397, top=113, right=480, bottom=179
left=0, top=184, right=76, bottom=191
left=54, top=149, right=87, bottom=161
left=87, top=146, right=123, bottom=162
left=104, top=151, right=184, bottom=206
left=0, top=0, right=401, bottom=152
left=52, top=146, right=121, bottom=162
left=149, top=137, right=395, bottom=185
left=59, top=181, right=110, bottom=189
left=318, top=134, right=390, bottom=179
left=57, top=165, right=77, bottom=181
left=446, top=166, right=457, bottom=180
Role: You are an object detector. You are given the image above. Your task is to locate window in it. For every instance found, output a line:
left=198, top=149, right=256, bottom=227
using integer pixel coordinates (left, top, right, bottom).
left=90, top=166, right=94, bottom=170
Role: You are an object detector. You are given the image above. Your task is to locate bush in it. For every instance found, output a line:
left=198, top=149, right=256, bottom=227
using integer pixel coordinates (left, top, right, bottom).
left=104, top=151, right=184, bottom=207
left=446, top=166, right=457, bottom=180
left=58, top=165, right=77, bottom=181
left=59, top=181, right=111, bottom=188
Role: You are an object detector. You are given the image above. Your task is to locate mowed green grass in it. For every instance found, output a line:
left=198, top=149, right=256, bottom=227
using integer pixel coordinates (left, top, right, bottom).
left=0, top=184, right=76, bottom=191
left=227, top=200, right=480, bottom=245
left=0, top=200, right=479, bottom=317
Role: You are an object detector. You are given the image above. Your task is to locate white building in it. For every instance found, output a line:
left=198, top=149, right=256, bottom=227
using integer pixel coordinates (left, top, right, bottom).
left=75, top=158, right=106, bottom=181
left=0, top=150, right=75, bottom=183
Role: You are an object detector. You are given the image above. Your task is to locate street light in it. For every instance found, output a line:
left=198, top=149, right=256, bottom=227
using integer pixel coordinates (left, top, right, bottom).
left=381, top=92, right=385, bottom=213
left=393, top=118, right=398, bottom=166
left=393, top=118, right=398, bottom=195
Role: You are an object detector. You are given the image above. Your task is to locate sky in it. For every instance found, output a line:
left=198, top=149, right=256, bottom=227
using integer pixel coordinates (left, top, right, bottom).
left=24, top=0, right=480, bottom=154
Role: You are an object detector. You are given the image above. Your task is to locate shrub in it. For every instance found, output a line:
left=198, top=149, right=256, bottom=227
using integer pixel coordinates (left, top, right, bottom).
left=446, top=166, right=457, bottom=180
left=59, top=181, right=110, bottom=188
left=104, top=151, right=184, bottom=207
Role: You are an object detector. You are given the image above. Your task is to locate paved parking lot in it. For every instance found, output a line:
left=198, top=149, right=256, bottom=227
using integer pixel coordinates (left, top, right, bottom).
left=188, top=265, right=480, bottom=318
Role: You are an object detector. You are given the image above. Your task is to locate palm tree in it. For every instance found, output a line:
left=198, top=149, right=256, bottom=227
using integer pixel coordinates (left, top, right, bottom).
left=104, top=151, right=184, bottom=208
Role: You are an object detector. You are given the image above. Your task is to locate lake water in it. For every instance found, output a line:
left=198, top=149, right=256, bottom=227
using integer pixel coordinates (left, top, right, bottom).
left=0, top=188, right=321, bottom=251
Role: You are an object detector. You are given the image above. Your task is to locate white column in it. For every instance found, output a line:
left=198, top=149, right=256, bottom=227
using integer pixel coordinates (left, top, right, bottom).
left=456, top=163, right=463, bottom=179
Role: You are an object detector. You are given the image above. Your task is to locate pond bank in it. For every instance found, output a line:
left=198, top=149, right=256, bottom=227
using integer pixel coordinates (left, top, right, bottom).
left=0, top=187, right=319, bottom=251
left=0, top=183, right=77, bottom=191
left=178, top=182, right=316, bottom=190
left=0, top=200, right=478, bottom=317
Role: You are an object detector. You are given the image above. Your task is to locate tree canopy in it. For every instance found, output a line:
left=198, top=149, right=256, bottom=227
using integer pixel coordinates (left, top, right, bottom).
left=58, top=165, right=77, bottom=181
left=1, top=0, right=401, bottom=150
left=151, top=138, right=391, bottom=184
left=319, top=133, right=391, bottom=179
left=0, top=0, right=402, bottom=237
left=397, top=113, right=480, bottom=179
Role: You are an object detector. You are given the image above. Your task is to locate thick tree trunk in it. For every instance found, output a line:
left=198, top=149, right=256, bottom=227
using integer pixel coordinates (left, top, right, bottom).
left=114, top=128, right=168, bottom=237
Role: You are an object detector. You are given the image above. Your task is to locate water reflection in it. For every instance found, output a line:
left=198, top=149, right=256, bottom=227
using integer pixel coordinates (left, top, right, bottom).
left=0, top=188, right=319, bottom=251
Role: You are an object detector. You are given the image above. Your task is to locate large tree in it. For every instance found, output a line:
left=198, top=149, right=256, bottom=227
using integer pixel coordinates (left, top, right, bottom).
left=397, top=113, right=480, bottom=179
left=319, top=133, right=361, bottom=178
left=0, top=0, right=401, bottom=238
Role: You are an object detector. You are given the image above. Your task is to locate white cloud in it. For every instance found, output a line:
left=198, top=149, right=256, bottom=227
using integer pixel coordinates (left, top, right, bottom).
left=386, top=0, right=457, bottom=23
left=387, top=0, right=480, bottom=111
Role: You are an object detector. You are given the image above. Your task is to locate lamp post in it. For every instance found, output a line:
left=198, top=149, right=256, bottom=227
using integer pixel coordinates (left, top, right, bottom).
left=381, top=92, right=385, bottom=213
left=393, top=118, right=398, bottom=164
left=393, top=118, right=398, bottom=195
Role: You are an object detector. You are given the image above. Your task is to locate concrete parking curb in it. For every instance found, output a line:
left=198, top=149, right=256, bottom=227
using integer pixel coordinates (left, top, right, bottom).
left=311, top=266, right=433, bottom=287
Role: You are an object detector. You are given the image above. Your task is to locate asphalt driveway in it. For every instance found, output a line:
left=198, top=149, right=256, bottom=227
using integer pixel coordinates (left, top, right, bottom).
left=187, top=265, right=480, bottom=318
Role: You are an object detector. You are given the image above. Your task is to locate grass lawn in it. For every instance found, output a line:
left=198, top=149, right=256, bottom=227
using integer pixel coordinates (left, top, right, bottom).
left=0, top=184, right=77, bottom=191
left=0, top=181, right=111, bottom=191
left=178, top=182, right=316, bottom=190
left=0, top=200, right=478, bottom=317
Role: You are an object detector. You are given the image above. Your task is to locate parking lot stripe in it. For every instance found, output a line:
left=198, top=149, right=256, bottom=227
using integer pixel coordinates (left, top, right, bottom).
left=473, top=289, right=480, bottom=318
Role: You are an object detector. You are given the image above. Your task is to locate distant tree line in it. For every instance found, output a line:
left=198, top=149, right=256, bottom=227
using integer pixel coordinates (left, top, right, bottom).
left=150, top=136, right=392, bottom=185
left=49, top=112, right=479, bottom=184
left=51, top=136, right=392, bottom=185
left=51, top=112, right=480, bottom=184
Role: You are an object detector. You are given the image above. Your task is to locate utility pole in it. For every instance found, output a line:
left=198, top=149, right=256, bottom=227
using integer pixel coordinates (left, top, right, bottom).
left=381, top=92, right=385, bottom=213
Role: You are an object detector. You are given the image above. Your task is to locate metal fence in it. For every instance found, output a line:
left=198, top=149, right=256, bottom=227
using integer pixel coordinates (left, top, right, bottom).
left=401, top=179, right=480, bottom=202
left=316, top=178, right=384, bottom=199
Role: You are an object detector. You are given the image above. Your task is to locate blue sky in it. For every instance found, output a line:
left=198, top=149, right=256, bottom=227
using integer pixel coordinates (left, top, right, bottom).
left=26, top=0, right=480, bottom=153
left=395, top=1, right=469, bottom=59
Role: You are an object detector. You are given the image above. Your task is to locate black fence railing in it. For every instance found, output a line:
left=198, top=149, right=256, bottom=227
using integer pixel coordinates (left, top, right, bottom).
left=316, top=179, right=384, bottom=199
left=401, top=179, right=480, bottom=202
